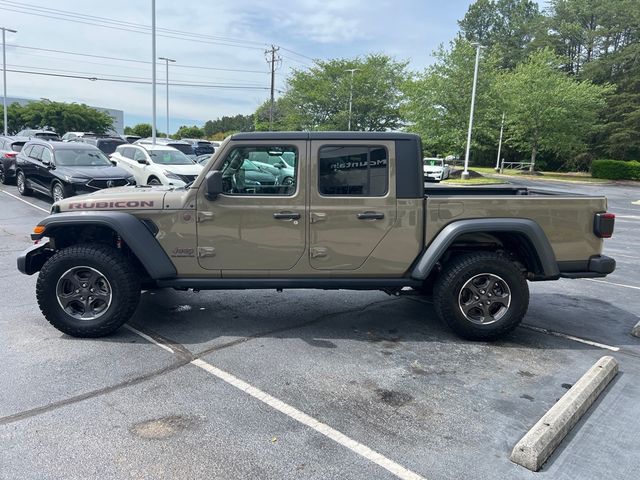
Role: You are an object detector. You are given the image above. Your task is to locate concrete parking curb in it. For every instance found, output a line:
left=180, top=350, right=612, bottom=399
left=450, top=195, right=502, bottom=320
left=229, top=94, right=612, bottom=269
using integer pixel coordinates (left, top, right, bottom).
left=510, top=356, right=619, bottom=472
left=632, top=320, right=640, bottom=338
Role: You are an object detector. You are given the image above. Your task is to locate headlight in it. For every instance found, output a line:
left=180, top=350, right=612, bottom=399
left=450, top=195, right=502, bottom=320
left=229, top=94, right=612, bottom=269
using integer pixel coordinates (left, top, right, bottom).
left=64, top=175, right=89, bottom=183
left=163, top=170, right=182, bottom=180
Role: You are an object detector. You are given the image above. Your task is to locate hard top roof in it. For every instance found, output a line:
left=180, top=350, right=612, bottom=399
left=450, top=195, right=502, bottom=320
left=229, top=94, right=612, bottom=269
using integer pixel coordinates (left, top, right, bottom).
left=229, top=131, right=420, bottom=141
left=25, top=139, right=100, bottom=150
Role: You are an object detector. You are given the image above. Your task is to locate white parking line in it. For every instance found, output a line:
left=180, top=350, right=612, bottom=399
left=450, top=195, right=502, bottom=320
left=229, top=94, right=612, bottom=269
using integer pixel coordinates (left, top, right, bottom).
left=127, top=328, right=426, bottom=480
left=616, top=215, right=640, bottom=220
left=0, top=189, right=49, bottom=213
left=521, top=325, right=620, bottom=352
left=585, top=278, right=640, bottom=291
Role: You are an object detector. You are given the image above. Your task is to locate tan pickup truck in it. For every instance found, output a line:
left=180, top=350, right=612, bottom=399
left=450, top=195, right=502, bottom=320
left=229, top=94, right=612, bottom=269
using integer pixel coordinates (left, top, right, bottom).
left=18, top=132, right=616, bottom=340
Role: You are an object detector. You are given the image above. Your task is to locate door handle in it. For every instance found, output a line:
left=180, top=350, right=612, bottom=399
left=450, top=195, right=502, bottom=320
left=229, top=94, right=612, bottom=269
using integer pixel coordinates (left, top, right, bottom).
left=273, top=211, right=300, bottom=220
left=357, top=211, right=385, bottom=220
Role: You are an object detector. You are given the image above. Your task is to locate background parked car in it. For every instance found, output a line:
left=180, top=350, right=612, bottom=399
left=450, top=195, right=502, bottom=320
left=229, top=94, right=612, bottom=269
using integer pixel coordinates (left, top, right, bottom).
left=248, top=150, right=296, bottom=186
left=15, top=129, right=60, bottom=141
left=61, top=132, right=93, bottom=142
left=121, top=134, right=141, bottom=144
left=15, top=140, right=135, bottom=202
left=111, top=144, right=202, bottom=187
left=78, top=135, right=126, bottom=156
left=0, top=136, right=27, bottom=184
left=181, top=138, right=215, bottom=156
left=134, top=137, right=196, bottom=160
left=423, top=157, right=451, bottom=182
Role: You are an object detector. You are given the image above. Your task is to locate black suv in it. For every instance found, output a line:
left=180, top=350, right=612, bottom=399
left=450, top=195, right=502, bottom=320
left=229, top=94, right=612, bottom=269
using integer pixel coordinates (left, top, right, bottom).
left=180, top=138, right=215, bottom=156
left=78, top=135, right=126, bottom=155
left=16, top=140, right=135, bottom=202
left=0, top=136, right=28, bottom=184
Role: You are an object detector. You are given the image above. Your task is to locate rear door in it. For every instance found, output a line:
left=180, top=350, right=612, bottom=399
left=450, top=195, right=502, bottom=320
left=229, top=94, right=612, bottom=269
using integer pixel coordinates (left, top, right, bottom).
left=196, top=141, right=306, bottom=272
left=309, top=140, right=396, bottom=270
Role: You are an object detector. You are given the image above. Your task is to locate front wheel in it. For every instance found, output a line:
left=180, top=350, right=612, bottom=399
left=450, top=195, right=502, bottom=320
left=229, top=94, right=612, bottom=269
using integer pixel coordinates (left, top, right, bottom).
left=36, top=244, right=141, bottom=337
left=433, top=252, right=529, bottom=340
left=51, top=181, right=72, bottom=202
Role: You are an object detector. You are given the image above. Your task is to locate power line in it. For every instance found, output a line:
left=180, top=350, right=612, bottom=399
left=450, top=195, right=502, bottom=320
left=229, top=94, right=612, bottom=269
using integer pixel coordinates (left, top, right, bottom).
left=6, top=68, right=272, bottom=90
left=279, top=46, right=316, bottom=62
left=7, top=43, right=270, bottom=74
left=0, top=0, right=268, bottom=47
left=0, top=4, right=265, bottom=51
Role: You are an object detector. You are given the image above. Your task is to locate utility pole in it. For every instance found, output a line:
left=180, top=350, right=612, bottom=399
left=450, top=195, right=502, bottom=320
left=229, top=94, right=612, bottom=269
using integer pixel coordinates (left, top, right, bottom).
left=265, top=45, right=280, bottom=130
left=159, top=57, right=175, bottom=138
left=495, top=112, right=505, bottom=171
left=1, top=27, right=17, bottom=136
left=345, top=68, right=359, bottom=131
left=462, top=42, right=483, bottom=180
left=151, top=0, right=157, bottom=144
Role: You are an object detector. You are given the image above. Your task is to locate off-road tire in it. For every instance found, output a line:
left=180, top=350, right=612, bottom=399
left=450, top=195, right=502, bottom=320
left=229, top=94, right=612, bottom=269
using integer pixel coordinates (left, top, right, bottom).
left=36, top=244, right=140, bottom=337
left=16, top=170, right=33, bottom=196
left=433, top=252, right=529, bottom=340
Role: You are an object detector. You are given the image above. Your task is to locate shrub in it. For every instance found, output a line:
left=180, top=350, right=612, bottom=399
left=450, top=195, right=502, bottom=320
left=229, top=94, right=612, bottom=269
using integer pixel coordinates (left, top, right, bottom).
left=591, top=159, right=640, bottom=180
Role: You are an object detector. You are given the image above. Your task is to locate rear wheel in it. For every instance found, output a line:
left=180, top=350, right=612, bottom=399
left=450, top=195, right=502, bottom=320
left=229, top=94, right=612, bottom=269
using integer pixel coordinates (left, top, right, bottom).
left=0, top=166, right=10, bottom=184
left=16, top=170, right=32, bottom=196
left=433, top=252, right=529, bottom=340
left=36, top=244, right=140, bottom=337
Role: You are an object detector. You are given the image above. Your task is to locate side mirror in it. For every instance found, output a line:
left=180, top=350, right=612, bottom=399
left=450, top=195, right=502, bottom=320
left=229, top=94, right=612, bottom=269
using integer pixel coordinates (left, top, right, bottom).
left=110, top=159, right=117, bottom=166
left=204, top=170, right=223, bottom=200
left=274, top=162, right=284, bottom=169
left=42, top=159, right=53, bottom=168
left=137, top=159, right=148, bottom=165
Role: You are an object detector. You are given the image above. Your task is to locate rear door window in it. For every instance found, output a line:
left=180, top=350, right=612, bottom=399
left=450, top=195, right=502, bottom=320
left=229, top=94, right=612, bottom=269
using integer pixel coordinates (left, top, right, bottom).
left=318, top=146, right=388, bottom=196
left=29, top=145, right=44, bottom=160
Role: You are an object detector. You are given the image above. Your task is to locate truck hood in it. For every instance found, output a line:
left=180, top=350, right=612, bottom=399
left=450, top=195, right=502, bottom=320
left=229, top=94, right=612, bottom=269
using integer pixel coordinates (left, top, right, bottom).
left=162, top=163, right=203, bottom=175
left=54, top=186, right=170, bottom=212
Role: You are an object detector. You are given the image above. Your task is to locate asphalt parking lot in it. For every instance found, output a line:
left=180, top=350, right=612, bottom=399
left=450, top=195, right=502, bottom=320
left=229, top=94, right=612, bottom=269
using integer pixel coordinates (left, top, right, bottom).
left=1, top=179, right=639, bottom=480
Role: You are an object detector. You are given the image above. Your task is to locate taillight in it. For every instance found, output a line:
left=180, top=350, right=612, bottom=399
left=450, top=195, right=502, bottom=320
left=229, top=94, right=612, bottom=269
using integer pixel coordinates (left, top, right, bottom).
left=594, top=212, right=615, bottom=238
left=3, top=152, right=17, bottom=159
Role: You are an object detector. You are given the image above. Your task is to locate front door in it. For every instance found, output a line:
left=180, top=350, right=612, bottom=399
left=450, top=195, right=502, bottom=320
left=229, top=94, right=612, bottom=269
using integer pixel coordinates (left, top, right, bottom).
left=196, top=141, right=306, bottom=272
left=309, top=140, right=397, bottom=270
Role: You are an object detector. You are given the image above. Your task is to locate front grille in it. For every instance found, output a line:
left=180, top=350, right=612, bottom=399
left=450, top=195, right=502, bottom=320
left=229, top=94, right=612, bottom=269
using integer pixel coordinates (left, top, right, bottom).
left=177, top=174, right=197, bottom=184
left=86, top=178, right=130, bottom=189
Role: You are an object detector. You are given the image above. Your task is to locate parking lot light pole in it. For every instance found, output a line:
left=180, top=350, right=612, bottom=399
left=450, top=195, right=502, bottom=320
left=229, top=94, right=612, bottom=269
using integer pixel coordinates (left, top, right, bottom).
left=345, top=68, right=359, bottom=131
left=151, top=0, right=157, bottom=145
left=159, top=57, right=175, bottom=138
left=1, top=27, right=17, bottom=137
left=495, top=112, right=505, bottom=171
left=462, top=43, right=483, bottom=180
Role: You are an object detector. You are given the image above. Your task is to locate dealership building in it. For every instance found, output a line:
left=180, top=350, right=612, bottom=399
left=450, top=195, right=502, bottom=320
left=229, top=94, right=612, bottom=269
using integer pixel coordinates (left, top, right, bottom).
left=1, top=96, right=124, bottom=134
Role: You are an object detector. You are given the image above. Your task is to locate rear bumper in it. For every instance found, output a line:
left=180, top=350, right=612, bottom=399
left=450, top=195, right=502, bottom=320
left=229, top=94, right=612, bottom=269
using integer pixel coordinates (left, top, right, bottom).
left=558, top=255, right=616, bottom=279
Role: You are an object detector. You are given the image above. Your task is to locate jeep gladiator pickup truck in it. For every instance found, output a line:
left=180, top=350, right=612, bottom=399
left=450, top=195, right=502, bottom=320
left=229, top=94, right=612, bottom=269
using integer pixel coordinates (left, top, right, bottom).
left=17, top=132, right=616, bottom=340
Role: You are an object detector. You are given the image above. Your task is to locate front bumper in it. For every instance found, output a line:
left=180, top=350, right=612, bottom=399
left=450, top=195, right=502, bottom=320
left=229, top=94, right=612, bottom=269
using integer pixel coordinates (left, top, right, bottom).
left=17, top=242, right=53, bottom=275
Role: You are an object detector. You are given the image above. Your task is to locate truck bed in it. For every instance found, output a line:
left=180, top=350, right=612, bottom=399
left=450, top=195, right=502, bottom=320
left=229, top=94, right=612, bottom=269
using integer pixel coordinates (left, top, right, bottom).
left=424, top=185, right=570, bottom=196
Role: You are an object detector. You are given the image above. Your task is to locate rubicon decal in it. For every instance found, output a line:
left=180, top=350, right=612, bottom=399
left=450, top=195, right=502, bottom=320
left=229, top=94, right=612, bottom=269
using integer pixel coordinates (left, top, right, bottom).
left=68, top=200, right=155, bottom=209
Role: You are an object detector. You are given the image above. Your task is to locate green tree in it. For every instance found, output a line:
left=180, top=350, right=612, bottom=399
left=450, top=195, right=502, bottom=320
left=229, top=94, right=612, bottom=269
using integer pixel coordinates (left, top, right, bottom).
left=0, top=102, right=25, bottom=135
left=459, top=0, right=543, bottom=68
left=203, top=115, right=254, bottom=136
left=174, top=125, right=205, bottom=139
left=260, top=54, right=409, bottom=131
left=498, top=49, right=611, bottom=171
left=402, top=39, right=502, bottom=158
left=126, top=123, right=153, bottom=138
left=1, top=101, right=113, bottom=135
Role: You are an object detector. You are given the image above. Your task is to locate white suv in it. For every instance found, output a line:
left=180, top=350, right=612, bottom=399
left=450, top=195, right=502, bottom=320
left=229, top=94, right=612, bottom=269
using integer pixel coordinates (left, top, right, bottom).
left=111, top=144, right=202, bottom=187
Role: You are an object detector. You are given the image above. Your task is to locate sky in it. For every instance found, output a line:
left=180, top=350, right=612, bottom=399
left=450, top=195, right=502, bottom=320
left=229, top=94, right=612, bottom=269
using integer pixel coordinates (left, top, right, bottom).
left=1, top=0, right=473, bottom=133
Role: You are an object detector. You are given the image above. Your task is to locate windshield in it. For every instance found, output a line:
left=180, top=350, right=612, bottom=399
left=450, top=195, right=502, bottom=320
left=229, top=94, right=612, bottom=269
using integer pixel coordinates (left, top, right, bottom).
left=36, top=133, right=60, bottom=141
left=169, top=143, right=195, bottom=156
left=424, top=159, right=443, bottom=167
left=149, top=150, right=195, bottom=165
left=55, top=148, right=112, bottom=166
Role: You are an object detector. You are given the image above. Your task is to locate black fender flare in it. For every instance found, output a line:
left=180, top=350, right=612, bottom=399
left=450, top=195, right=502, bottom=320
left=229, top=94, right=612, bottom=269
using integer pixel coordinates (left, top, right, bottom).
left=28, top=212, right=177, bottom=279
left=411, top=218, right=559, bottom=280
